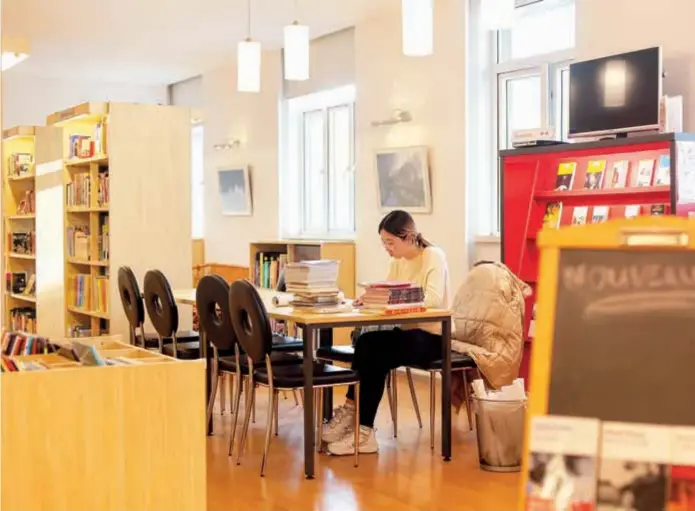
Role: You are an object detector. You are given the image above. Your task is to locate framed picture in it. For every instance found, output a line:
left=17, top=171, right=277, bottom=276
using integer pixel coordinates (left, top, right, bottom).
left=218, top=166, right=252, bottom=216
left=374, top=146, right=432, bottom=213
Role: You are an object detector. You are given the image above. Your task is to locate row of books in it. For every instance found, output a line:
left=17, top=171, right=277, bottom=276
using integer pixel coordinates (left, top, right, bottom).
left=69, top=274, right=109, bottom=313
left=67, top=225, right=90, bottom=259
left=6, top=272, right=35, bottom=295
left=8, top=308, right=37, bottom=335
left=15, top=189, right=35, bottom=215
left=527, top=415, right=695, bottom=511
left=8, top=230, right=34, bottom=255
left=359, top=281, right=427, bottom=314
left=555, top=155, right=670, bottom=191
left=2, top=330, right=50, bottom=356
left=543, top=203, right=669, bottom=229
left=7, top=153, right=32, bottom=177
left=253, top=252, right=288, bottom=289
left=68, top=324, right=94, bottom=337
left=98, top=171, right=110, bottom=206
left=66, top=172, right=90, bottom=207
left=99, top=215, right=110, bottom=260
left=68, top=122, right=106, bottom=160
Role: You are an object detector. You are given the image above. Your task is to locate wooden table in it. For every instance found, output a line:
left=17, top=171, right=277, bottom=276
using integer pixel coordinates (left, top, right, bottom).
left=174, top=288, right=453, bottom=479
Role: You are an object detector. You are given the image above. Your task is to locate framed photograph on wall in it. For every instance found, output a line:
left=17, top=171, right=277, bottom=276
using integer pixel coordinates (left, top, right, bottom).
left=375, top=146, right=432, bottom=213
left=218, top=166, right=252, bottom=216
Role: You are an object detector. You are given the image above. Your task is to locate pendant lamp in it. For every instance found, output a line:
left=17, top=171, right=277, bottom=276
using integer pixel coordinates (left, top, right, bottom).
left=238, top=0, right=262, bottom=92
left=402, top=0, right=433, bottom=56
left=284, top=21, right=310, bottom=81
left=480, top=0, right=516, bottom=31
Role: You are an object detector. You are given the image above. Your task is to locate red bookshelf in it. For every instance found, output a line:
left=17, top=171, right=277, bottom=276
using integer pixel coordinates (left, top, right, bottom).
left=500, top=133, right=695, bottom=386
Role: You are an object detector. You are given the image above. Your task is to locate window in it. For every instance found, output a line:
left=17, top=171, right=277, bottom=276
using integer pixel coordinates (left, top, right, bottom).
left=191, top=123, right=204, bottom=239
left=468, top=0, right=575, bottom=236
left=285, top=85, right=356, bottom=238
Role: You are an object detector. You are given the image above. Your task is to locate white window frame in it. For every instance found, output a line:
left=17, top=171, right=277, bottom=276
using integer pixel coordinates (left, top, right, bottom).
left=191, top=122, right=205, bottom=239
left=285, top=85, right=357, bottom=239
left=486, top=0, right=575, bottom=235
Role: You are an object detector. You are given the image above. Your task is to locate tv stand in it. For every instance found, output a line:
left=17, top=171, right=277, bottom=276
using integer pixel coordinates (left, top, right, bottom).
left=599, top=133, right=629, bottom=141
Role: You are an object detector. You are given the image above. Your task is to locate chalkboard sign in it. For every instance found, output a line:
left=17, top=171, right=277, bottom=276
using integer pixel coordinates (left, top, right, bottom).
left=547, top=248, right=695, bottom=426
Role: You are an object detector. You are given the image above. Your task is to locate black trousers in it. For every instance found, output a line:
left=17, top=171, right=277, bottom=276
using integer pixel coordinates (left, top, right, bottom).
left=345, top=328, right=443, bottom=428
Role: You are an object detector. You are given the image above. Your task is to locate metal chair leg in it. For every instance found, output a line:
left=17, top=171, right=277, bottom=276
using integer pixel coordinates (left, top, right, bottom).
left=252, top=384, right=257, bottom=424
left=229, top=372, right=235, bottom=418
left=274, top=390, right=280, bottom=436
left=385, top=372, right=395, bottom=428
left=260, top=390, right=277, bottom=477
left=390, top=370, right=398, bottom=438
left=228, top=372, right=244, bottom=457
left=219, top=374, right=227, bottom=415
left=354, top=382, right=360, bottom=467
left=299, top=389, right=304, bottom=408
left=236, top=375, right=255, bottom=465
left=429, top=371, right=436, bottom=450
left=462, top=370, right=473, bottom=431
left=317, top=388, right=324, bottom=452
left=206, top=358, right=220, bottom=425
left=292, top=389, right=300, bottom=406
left=406, top=368, right=423, bottom=428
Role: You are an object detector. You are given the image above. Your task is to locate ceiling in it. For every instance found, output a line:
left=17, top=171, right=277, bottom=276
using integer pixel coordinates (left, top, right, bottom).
left=2, top=0, right=391, bottom=85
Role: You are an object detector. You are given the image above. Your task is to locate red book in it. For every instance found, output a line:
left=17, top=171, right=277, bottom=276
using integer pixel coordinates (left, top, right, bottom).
left=359, top=281, right=414, bottom=289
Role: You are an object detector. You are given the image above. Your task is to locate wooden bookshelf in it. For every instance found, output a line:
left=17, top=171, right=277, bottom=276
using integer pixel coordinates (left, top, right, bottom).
left=1, top=335, right=206, bottom=510
left=3, top=126, right=38, bottom=334
left=47, top=102, right=193, bottom=339
left=249, top=239, right=356, bottom=345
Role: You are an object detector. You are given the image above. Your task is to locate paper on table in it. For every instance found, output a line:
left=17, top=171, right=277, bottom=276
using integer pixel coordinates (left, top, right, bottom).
left=272, top=294, right=293, bottom=307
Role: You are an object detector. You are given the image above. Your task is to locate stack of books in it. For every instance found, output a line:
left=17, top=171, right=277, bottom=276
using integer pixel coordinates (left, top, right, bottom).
left=359, top=281, right=427, bottom=314
left=284, top=260, right=346, bottom=312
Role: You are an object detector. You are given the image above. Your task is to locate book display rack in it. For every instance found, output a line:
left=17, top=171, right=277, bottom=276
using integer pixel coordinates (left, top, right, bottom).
left=500, top=133, right=695, bottom=383
left=3, top=127, right=38, bottom=333
left=518, top=216, right=695, bottom=511
left=1, top=333, right=205, bottom=510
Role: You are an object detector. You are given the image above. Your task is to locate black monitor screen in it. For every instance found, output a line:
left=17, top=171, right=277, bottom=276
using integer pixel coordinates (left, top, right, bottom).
left=569, top=47, right=661, bottom=137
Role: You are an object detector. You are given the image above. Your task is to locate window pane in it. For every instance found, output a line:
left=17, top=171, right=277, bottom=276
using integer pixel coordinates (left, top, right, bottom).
left=191, top=125, right=204, bottom=239
left=327, top=105, right=354, bottom=232
left=560, top=67, right=570, bottom=140
left=499, top=1, right=575, bottom=62
left=302, top=110, right=327, bottom=234
left=502, top=74, right=542, bottom=149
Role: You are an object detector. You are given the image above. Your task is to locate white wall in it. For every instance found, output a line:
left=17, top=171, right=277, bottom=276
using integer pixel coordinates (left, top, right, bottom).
left=354, top=0, right=469, bottom=289
left=2, top=71, right=168, bottom=127
left=576, top=0, right=695, bottom=131
left=201, top=52, right=283, bottom=265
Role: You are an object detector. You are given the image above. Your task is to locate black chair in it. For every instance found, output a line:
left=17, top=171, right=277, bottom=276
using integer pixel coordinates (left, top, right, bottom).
left=143, top=269, right=200, bottom=359
left=316, top=338, right=421, bottom=437
left=196, top=275, right=300, bottom=448
left=117, top=266, right=161, bottom=350
left=409, top=354, right=478, bottom=449
left=229, top=279, right=361, bottom=476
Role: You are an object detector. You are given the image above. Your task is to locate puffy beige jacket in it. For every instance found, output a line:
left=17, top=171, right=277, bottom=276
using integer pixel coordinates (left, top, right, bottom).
left=451, top=261, right=531, bottom=390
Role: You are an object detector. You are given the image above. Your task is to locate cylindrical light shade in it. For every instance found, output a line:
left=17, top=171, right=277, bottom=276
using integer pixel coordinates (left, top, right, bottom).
left=237, top=39, right=262, bottom=92
left=402, top=0, right=433, bottom=56
left=284, top=23, right=310, bottom=81
left=480, top=0, right=516, bottom=31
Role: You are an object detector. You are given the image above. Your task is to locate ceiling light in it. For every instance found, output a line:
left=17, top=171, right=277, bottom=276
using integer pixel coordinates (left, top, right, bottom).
left=2, top=53, right=29, bottom=72
left=237, top=39, right=261, bottom=93
left=284, top=22, right=309, bottom=81
left=480, top=0, right=516, bottom=31
left=402, top=0, right=433, bottom=56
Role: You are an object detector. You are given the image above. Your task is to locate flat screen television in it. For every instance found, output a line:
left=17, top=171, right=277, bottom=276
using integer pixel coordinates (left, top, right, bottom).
left=568, top=46, right=662, bottom=139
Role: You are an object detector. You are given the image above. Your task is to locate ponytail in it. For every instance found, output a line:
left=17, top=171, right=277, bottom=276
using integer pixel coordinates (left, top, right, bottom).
left=415, top=232, right=432, bottom=248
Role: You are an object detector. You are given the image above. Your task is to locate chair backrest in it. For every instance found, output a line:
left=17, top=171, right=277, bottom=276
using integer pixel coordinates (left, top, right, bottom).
left=143, top=269, right=179, bottom=338
left=117, top=266, right=146, bottom=329
left=196, top=274, right=236, bottom=352
left=228, top=279, right=273, bottom=363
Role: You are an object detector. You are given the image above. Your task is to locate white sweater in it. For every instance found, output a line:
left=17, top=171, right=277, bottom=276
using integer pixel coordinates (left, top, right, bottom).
left=386, top=246, right=450, bottom=335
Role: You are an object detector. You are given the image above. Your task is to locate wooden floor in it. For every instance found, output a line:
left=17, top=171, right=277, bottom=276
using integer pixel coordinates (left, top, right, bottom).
left=206, top=373, right=520, bottom=510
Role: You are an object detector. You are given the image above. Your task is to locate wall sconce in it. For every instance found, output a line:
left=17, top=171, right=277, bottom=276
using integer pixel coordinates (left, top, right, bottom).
left=371, top=109, right=413, bottom=127
left=213, top=140, right=242, bottom=151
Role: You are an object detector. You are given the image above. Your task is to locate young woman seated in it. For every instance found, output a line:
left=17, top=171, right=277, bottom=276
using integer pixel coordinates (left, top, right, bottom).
left=323, top=210, right=450, bottom=455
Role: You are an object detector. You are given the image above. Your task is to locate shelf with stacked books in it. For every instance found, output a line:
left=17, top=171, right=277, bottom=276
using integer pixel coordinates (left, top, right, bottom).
left=45, top=101, right=192, bottom=341
left=49, top=102, right=110, bottom=338
left=2, top=126, right=38, bottom=334
left=500, top=132, right=695, bottom=385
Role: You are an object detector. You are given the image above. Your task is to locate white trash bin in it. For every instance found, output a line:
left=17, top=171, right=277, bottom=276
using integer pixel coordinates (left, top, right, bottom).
left=473, top=395, right=526, bottom=473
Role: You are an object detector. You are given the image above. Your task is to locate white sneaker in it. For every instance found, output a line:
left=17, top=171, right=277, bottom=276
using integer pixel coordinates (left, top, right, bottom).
left=326, top=426, right=379, bottom=456
left=322, top=403, right=355, bottom=443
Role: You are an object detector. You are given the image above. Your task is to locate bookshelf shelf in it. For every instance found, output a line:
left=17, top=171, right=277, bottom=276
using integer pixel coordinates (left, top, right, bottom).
left=7, top=252, right=35, bottom=260
left=44, top=101, right=192, bottom=340
left=7, top=173, right=35, bottom=182
left=7, top=214, right=36, bottom=220
left=533, top=185, right=671, bottom=204
left=7, top=293, right=36, bottom=303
